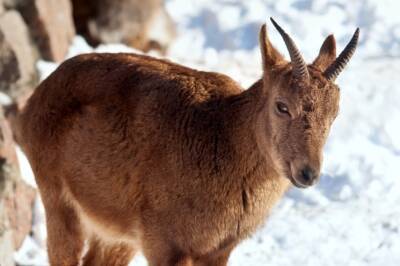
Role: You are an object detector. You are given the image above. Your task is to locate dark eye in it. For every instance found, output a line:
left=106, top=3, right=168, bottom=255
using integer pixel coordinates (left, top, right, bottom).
left=276, top=102, right=290, bottom=116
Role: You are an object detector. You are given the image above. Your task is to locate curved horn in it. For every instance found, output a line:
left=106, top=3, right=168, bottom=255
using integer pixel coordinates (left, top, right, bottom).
left=270, top=18, right=309, bottom=81
left=324, top=28, right=360, bottom=81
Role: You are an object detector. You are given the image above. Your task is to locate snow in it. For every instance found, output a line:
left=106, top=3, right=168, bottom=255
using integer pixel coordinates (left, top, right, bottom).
left=14, top=0, right=400, bottom=265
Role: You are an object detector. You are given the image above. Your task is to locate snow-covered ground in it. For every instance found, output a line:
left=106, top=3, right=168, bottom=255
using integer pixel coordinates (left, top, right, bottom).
left=14, top=0, right=400, bottom=265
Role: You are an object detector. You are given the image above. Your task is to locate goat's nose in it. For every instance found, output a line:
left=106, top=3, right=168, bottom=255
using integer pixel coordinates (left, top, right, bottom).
left=298, top=166, right=319, bottom=186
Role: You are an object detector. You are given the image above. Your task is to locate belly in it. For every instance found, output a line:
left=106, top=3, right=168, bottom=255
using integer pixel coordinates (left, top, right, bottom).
left=64, top=185, right=143, bottom=247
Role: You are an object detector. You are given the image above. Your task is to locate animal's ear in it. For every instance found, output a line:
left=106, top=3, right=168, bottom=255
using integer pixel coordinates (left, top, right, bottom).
left=312, top=35, right=336, bottom=71
left=259, top=24, right=284, bottom=73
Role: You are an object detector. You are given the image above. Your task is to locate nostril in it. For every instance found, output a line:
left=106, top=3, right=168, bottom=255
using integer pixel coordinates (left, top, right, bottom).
left=300, top=166, right=316, bottom=184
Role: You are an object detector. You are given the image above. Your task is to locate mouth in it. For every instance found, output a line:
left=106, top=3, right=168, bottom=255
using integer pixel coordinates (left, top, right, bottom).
left=284, top=161, right=310, bottom=189
left=288, top=175, right=309, bottom=189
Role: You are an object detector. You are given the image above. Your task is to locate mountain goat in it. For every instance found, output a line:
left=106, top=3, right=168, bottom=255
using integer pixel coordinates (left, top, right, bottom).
left=13, top=18, right=358, bottom=266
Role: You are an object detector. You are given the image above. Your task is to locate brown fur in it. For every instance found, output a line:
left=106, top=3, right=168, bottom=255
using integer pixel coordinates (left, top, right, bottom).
left=15, top=24, right=343, bottom=266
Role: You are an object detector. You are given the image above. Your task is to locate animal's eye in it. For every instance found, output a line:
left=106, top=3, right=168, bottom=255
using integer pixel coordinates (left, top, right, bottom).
left=276, top=102, right=290, bottom=116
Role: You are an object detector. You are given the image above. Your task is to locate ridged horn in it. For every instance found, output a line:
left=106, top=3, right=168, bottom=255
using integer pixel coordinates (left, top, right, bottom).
left=270, top=18, right=309, bottom=81
left=324, top=28, right=360, bottom=81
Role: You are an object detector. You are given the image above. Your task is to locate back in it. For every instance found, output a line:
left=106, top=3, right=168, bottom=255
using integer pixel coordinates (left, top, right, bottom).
left=18, top=53, right=243, bottom=155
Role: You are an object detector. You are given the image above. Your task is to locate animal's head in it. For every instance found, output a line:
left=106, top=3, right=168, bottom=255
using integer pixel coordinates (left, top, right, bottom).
left=258, top=18, right=359, bottom=188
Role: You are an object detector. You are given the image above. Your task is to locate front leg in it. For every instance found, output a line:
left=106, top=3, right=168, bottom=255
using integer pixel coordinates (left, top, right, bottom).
left=142, top=237, right=193, bottom=266
left=193, top=243, right=236, bottom=266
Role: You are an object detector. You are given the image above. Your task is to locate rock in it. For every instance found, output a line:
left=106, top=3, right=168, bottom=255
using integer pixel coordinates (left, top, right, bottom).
left=1, top=108, right=36, bottom=246
left=0, top=106, right=35, bottom=265
left=72, top=0, right=176, bottom=54
left=0, top=208, right=15, bottom=266
left=4, top=174, right=36, bottom=249
left=0, top=0, right=4, bottom=14
left=18, top=0, right=75, bottom=62
left=2, top=0, right=19, bottom=9
left=0, top=10, right=38, bottom=99
left=0, top=30, right=20, bottom=93
left=0, top=107, right=18, bottom=164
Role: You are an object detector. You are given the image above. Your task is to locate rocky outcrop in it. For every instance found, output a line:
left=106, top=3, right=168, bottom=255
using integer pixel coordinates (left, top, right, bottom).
left=0, top=30, right=19, bottom=94
left=0, top=10, right=38, bottom=99
left=17, top=0, right=75, bottom=62
left=72, top=0, right=176, bottom=54
left=0, top=2, right=36, bottom=265
left=0, top=216, right=15, bottom=266
left=0, top=107, right=36, bottom=266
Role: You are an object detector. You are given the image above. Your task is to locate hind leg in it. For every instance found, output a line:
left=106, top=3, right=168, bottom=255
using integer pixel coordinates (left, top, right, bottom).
left=82, top=237, right=136, bottom=266
left=43, top=195, right=84, bottom=266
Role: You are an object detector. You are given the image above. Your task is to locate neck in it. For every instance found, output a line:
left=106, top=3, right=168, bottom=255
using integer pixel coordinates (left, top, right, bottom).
left=217, top=79, right=291, bottom=204
left=220, top=79, right=280, bottom=179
